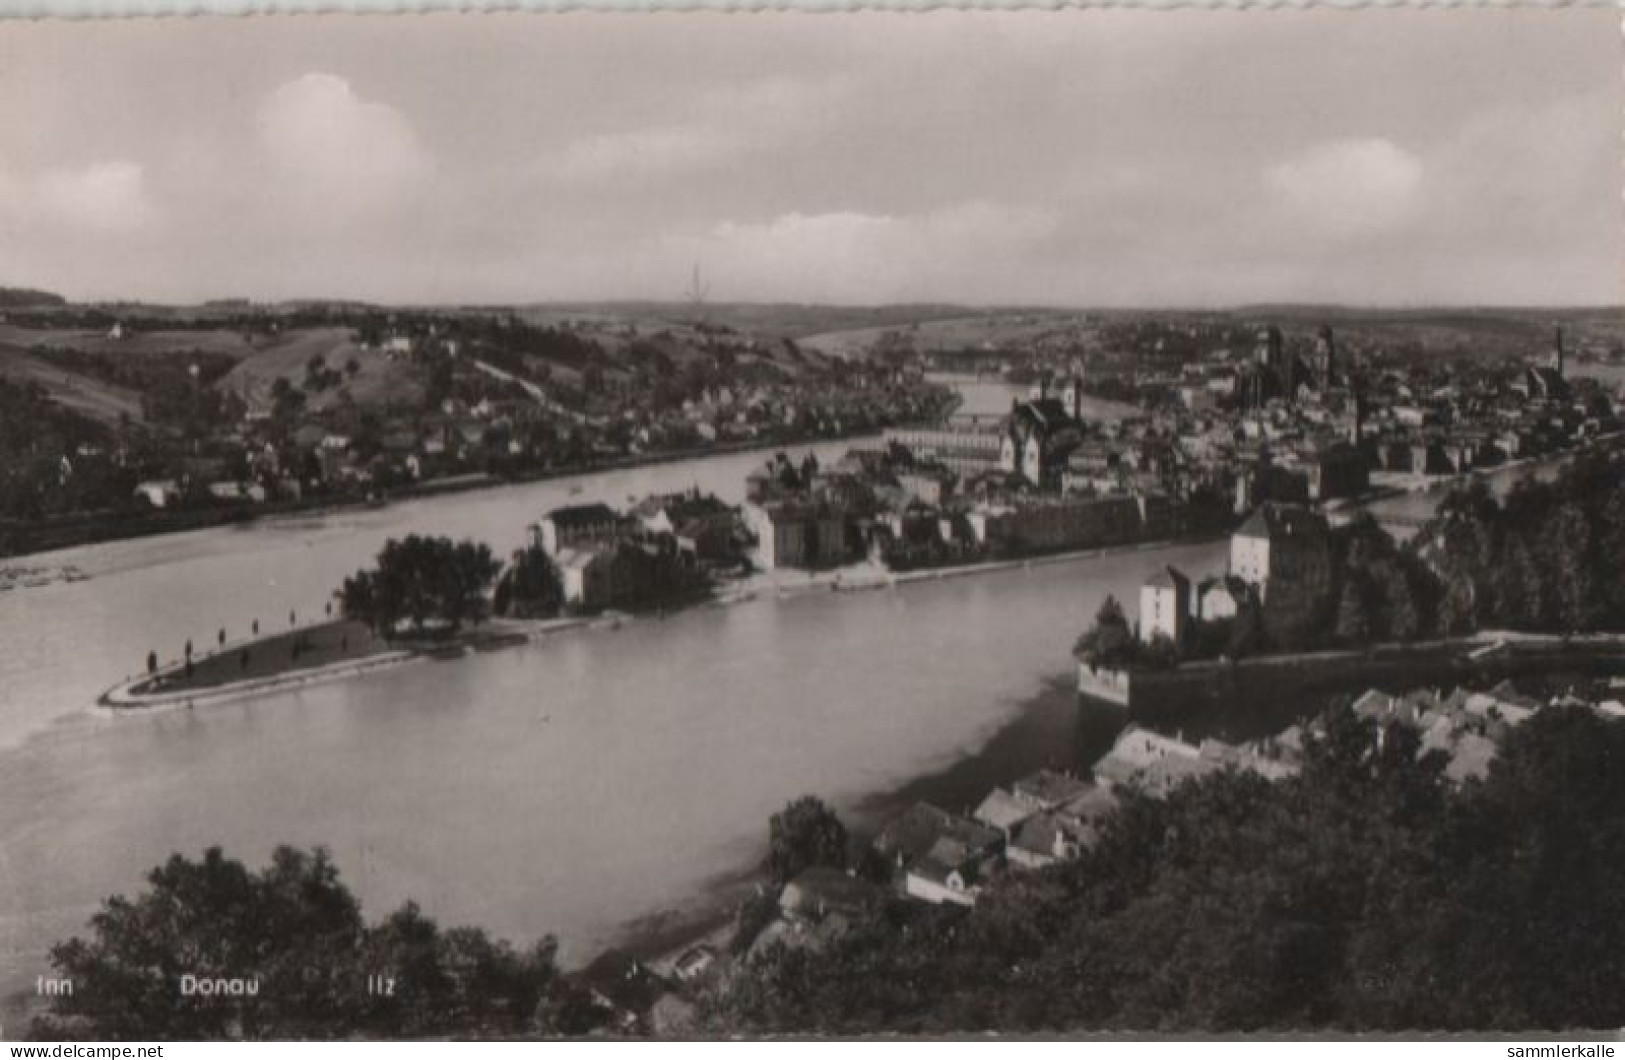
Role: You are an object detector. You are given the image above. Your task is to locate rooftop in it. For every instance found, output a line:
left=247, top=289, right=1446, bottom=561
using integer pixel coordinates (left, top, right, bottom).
left=544, top=502, right=620, bottom=526
left=1144, top=565, right=1190, bottom=592
left=1011, top=768, right=1093, bottom=809
left=873, top=802, right=1003, bottom=865
left=973, top=788, right=1038, bottom=833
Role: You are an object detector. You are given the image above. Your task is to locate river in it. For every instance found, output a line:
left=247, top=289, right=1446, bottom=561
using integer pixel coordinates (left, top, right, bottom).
left=0, top=432, right=1230, bottom=1025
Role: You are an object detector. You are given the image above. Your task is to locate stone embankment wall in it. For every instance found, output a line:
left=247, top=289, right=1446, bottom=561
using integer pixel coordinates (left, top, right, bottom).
left=1079, top=633, right=1625, bottom=719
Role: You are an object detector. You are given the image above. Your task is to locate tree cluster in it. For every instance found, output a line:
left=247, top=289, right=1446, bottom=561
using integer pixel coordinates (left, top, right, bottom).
left=1072, top=595, right=1138, bottom=671
left=765, top=795, right=850, bottom=886
left=1327, top=515, right=1442, bottom=647
left=33, top=847, right=563, bottom=1040
left=1423, top=455, right=1625, bottom=635
left=702, top=705, right=1625, bottom=1033
left=339, top=535, right=501, bottom=637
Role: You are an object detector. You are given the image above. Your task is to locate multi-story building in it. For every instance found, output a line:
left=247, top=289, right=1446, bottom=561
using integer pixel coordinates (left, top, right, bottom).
left=1000, top=397, right=1081, bottom=488
left=533, top=502, right=627, bottom=556
left=1139, top=566, right=1191, bottom=645
left=1230, top=503, right=1328, bottom=596
left=1230, top=502, right=1334, bottom=646
left=966, top=494, right=1143, bottom=554
left=745, top=500, right=850, bottom=570
left=881, top=423, right=1003, bottom=480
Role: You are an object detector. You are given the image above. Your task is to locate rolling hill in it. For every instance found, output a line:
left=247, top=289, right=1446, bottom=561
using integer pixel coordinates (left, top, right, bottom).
left=0, top=344, right=146, bottom=428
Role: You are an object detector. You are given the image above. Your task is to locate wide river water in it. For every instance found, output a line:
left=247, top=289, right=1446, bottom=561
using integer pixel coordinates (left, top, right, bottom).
left=0, top=374, right=1579, bottom=1024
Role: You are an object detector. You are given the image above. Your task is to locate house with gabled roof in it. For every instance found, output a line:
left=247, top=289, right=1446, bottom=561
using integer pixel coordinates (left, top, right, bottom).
left=1011, top=768, right=1093, bottom=811
left=1008, top=810, right=1100, bottom=870
left=972, top=788, right=1038, bottom=837
left=872, top=802, right=1004, bottom=907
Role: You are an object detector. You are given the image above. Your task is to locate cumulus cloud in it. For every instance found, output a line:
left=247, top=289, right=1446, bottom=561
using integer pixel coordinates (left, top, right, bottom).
left=257, top=72, right=433, bottom=218
left=0, top=12, right=1614, bottom=305
left=1266, top=138, right=1425, bottom=240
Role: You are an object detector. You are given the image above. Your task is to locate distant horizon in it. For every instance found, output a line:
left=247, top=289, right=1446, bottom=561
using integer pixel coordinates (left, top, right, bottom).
left=6, top=290, right=1620, bottom=316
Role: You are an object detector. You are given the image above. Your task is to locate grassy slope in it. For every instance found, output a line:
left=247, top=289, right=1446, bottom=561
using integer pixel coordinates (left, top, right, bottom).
left=214, top=328, right=423, bottom=414
left=139, top=619, right=388, bottom=694
left=0, top=343, right=147, bottom=427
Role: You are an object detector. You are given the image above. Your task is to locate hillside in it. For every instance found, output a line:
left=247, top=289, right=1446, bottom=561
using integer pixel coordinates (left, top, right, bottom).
left=514, top=302, right=989, bottom=344
left=793, top=305, right=1625, bottom=362
left=0, top=344, right=146, bottom=428
left=0, top=287, right=66, bottom=308
left=213, top=328, right=422, bottom=415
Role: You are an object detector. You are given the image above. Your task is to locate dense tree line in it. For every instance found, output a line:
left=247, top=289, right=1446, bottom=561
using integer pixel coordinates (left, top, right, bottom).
left=1326, top=515, right=1442, bottom=647
left=701, top=705, right=1625, bottom=1033
left=32, top=846, right=568, bottom=1040
left=339, top=535, right=501, bottom=636
left=1423, top=454, right=1625, bottom=635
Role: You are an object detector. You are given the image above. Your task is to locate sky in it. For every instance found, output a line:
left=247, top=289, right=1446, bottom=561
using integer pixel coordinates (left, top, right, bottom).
left=0, top=10, right=1618, bottom=307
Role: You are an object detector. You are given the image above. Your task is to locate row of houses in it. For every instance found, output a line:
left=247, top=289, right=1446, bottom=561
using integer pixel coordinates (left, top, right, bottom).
left=1091, top=725, right=1305, bottom=797
left=1348, top=678, right=1625, bottom=784
left=742, top=442, right=1181, bottom=572
left=871, top=675, right=1615, bottom=921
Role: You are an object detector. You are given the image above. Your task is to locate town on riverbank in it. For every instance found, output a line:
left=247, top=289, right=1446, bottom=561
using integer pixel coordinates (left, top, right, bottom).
left=99, top=317, right=1625, bottom=713
left=0, top=297, right=955, bottom=560
left=5, top=298, right=1619, bottom=570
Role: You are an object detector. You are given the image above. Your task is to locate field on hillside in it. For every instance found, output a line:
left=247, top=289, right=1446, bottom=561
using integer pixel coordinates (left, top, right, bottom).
left=507, top=309, right=834, bottom=382
left=214, top=328, right=423, bottom=413
left=0, top=345, right=146, bottom=427
left=0, top=324, right=256, bottom=359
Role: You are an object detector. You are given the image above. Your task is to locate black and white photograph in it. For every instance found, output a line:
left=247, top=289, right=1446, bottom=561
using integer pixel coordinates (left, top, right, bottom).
left=0, top=5, right=1622, bottom=1042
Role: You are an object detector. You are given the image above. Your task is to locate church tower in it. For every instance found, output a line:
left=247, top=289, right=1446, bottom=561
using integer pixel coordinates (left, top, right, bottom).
left=1315, top=326, right=1336, bottom=389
